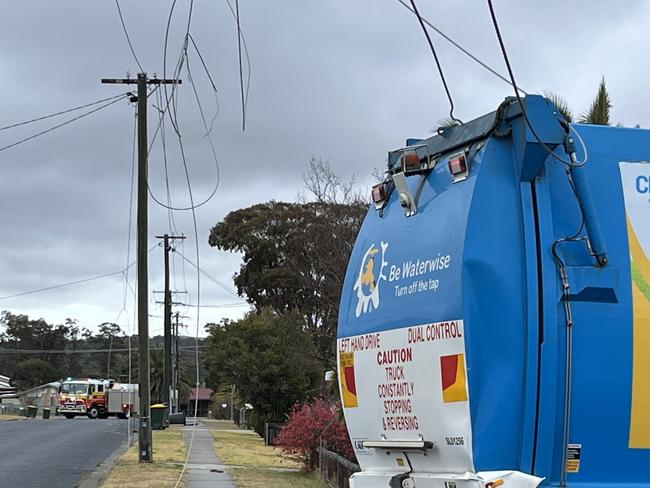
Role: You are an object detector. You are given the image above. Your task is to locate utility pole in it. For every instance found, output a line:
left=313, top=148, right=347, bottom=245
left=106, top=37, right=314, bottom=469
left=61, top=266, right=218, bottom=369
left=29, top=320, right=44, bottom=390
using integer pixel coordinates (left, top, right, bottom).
left=101, top=73, right=181, bottom=463
left=155, top=234, right=185, bottom=419
left=172, top=312, right=189, bottom=414
left=230, top=384, right=236, bottom=421
left=173, top=312, right=180, bottom=413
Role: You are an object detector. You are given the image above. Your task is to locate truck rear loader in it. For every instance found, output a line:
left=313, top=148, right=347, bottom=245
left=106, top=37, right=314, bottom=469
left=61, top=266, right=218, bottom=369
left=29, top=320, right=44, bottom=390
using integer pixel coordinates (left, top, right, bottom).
left=337, top=95, right=650, bottom=488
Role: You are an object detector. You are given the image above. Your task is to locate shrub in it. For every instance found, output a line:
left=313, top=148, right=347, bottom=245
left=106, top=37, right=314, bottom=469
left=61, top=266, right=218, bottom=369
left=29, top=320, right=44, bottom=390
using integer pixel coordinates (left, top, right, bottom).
left=275, top=398, right=356, bottom=470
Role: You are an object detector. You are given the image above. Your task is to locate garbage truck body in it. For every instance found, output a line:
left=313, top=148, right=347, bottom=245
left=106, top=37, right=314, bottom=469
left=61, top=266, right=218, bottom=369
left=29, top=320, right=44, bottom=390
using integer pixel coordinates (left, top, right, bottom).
left=337, top=95, right=650, bottom=487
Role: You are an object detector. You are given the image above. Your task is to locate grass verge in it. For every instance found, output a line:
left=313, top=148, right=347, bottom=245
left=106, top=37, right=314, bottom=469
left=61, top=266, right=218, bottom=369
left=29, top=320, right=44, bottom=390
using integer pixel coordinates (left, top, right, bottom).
left=212, top=429, right=300, bottom=468
left=211, top=427, right=326, bottom=488
left=101, top=427, right=186, bottom=488
left=0, top=414, right=25, bottom=421
left=227, top=467, right=325, bottom=488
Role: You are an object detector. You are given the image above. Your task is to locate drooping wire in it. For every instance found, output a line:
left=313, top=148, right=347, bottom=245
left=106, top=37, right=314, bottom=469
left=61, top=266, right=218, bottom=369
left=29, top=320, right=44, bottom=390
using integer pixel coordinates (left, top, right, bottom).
left=115, top=0, right=144, bottom=72
left=235, top=0, right=246, bottom=130
left=154, top=87, right=182, bottom=309
left=408, top=0, right=462, bottom=125
left=485, top=15, right=592, bottom=467
left=223, top=0, right=252, bottom=118
left=486, top=5, right=589, bottom=485
left=162, top=0, right=194, bottom=137
left=395, top=0, right=527, bottom=94
left=155, top=88, right=180, bottom=235
left=161, top=4, right=203, bottom=487
left=171, top=95, right=203, bottom=488
left=187, top=34, right=221, bottom=136
left=148, top=41, right=221, bottom=212
left=0, top=95, right=128, bottom=153
left=0, top=93, right=129, bottom=132
left=485, top=0, right=588, bottom=167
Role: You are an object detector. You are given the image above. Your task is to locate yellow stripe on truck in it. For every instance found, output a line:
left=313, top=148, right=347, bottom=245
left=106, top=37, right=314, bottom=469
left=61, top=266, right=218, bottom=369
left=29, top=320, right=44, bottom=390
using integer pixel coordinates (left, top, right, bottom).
left=628, top=219, right=650, bottom=449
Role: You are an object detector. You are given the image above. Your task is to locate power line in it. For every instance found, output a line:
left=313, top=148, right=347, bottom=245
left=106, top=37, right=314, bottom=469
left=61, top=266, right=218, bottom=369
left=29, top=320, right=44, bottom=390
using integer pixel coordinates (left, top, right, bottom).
left=162, top=0, right=192, bottom=138
left=224, top=0, right=251, bottom=116
left=159, top=13, right=211, bottom=473
left=187, top=34, right=221, bottom=137
left=173, top=250, right=241, bottom=299
left=148, top=39, right=222, bottom=212
left=0, top=345, right=207, bottom=355
left=485, top=0, right=582, bottom=168
left=110, top=106, right=139, bottom=387
left=235, top=0, right=245, bottom=130
left=0, top=244, right=159, bottom=301
left=184, top=302, right=250, bottom=309
left=115, top=0, right=144, bottom=72
left=0, top=93, right=129, bottom=132
left=147, top=67, right=221, bottom=212
left=0, top=270, right=124, bottom=301
left=407, top=0, right=461, bottom=124
left=0, top=95, right=128, bottom=153
left=395, top=0, right=526, bottom=94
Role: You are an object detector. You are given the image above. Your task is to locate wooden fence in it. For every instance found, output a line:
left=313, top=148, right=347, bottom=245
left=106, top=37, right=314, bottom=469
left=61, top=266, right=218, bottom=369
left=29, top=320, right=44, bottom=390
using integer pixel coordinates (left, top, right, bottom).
left=264, top=422, right=284, bottom=445
left=317, top=444, right=360, bottom=488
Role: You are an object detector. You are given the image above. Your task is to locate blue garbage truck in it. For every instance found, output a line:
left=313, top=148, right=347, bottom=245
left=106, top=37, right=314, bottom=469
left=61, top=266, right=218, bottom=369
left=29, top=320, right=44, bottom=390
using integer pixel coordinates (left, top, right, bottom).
left=337, top=95, right=650, bottom=488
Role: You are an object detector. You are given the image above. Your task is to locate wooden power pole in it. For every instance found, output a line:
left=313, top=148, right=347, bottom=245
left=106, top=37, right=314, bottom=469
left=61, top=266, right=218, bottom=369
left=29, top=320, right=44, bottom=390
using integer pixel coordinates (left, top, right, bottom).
left=155, top=233, right=185, bottom=420
left=101, top=73, right=181, bottom=463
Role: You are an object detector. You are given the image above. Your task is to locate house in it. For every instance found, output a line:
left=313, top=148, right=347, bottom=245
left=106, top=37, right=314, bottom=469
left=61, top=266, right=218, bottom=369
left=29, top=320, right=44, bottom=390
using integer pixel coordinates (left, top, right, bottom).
left=0, top=375, right=17, bottom=400
left=16, top=382, right=60, bottom=414
left=182, top=387, right=213, bottom=417
left=0, top=375, right=12, bottom=390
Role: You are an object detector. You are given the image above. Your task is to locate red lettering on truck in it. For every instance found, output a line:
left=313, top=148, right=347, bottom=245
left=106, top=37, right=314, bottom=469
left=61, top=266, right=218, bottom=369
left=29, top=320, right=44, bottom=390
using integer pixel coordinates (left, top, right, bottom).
left=377, top=347, right=413, bottom=365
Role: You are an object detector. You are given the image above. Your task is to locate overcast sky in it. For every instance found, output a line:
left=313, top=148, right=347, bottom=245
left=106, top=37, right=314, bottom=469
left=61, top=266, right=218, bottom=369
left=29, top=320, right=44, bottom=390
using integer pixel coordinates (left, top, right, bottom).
left=0, top=0, right=648, bottom=338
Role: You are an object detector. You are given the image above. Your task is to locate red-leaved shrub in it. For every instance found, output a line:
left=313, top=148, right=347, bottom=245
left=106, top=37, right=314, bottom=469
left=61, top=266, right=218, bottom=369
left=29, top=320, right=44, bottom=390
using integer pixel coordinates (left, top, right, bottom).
left=275, top=398, right=356, bottom=470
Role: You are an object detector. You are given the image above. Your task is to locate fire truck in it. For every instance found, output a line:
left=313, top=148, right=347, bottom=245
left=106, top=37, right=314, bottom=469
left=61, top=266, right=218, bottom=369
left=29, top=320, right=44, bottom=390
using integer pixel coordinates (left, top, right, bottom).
left=57, top=377, right=138, bottom=420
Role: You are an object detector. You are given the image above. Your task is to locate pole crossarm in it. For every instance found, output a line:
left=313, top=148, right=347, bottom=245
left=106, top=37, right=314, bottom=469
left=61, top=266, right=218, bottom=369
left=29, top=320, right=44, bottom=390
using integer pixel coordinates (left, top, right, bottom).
left=101, top=78, right=182, bottom=85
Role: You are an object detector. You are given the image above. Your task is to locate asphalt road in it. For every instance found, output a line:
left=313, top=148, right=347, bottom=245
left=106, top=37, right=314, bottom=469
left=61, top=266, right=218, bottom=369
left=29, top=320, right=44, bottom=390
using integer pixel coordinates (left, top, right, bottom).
left=0, top=416, right=130, bottom=488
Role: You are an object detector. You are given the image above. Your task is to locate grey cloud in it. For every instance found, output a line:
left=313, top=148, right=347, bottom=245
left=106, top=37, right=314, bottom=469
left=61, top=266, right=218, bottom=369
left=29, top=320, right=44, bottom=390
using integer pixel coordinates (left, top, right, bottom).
left=1, top=0, right=649, bottom=332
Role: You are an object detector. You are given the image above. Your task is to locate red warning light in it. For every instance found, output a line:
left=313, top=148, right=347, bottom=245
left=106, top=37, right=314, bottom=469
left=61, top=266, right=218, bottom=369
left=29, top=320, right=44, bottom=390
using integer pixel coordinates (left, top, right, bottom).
left=448, top=153, right=468, bottom=181
left=372, top=183, right=386, bottom=203
left=403, top=152, right=421, bottom=172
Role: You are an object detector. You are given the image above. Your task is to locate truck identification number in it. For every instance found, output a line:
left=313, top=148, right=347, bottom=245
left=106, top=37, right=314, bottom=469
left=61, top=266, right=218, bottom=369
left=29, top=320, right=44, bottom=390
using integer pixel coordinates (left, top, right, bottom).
left=445, top=436, right=465, bottom=446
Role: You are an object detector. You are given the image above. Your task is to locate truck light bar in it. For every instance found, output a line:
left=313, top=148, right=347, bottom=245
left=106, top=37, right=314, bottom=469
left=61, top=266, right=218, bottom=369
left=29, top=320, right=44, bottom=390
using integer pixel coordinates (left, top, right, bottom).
left=362, top=439, right=435, bottom=450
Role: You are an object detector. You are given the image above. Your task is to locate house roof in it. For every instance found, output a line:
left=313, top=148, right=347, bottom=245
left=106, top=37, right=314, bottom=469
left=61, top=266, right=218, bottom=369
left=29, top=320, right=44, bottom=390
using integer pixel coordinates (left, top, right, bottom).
left=189, top=387, right=213, bottom=401
left=16, top=382, right=60, bottom=397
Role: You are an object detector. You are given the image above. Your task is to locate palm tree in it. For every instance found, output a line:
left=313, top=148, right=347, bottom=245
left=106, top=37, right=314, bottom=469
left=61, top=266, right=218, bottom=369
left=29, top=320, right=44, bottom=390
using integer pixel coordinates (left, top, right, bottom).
left=578, top=77, right=611, bottom=125
left=149, top=349, right=192, bottom=406
left=150, top=350, right=165, bottom=404
left=547, top=77, right=612, bottom=126
left=543, top=92, right=573, bottom=123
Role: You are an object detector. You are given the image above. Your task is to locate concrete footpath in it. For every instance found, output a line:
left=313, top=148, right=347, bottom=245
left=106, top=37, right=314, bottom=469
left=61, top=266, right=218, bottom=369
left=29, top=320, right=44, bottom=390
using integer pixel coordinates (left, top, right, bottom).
left=182, top=424, right=236, bottom=488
